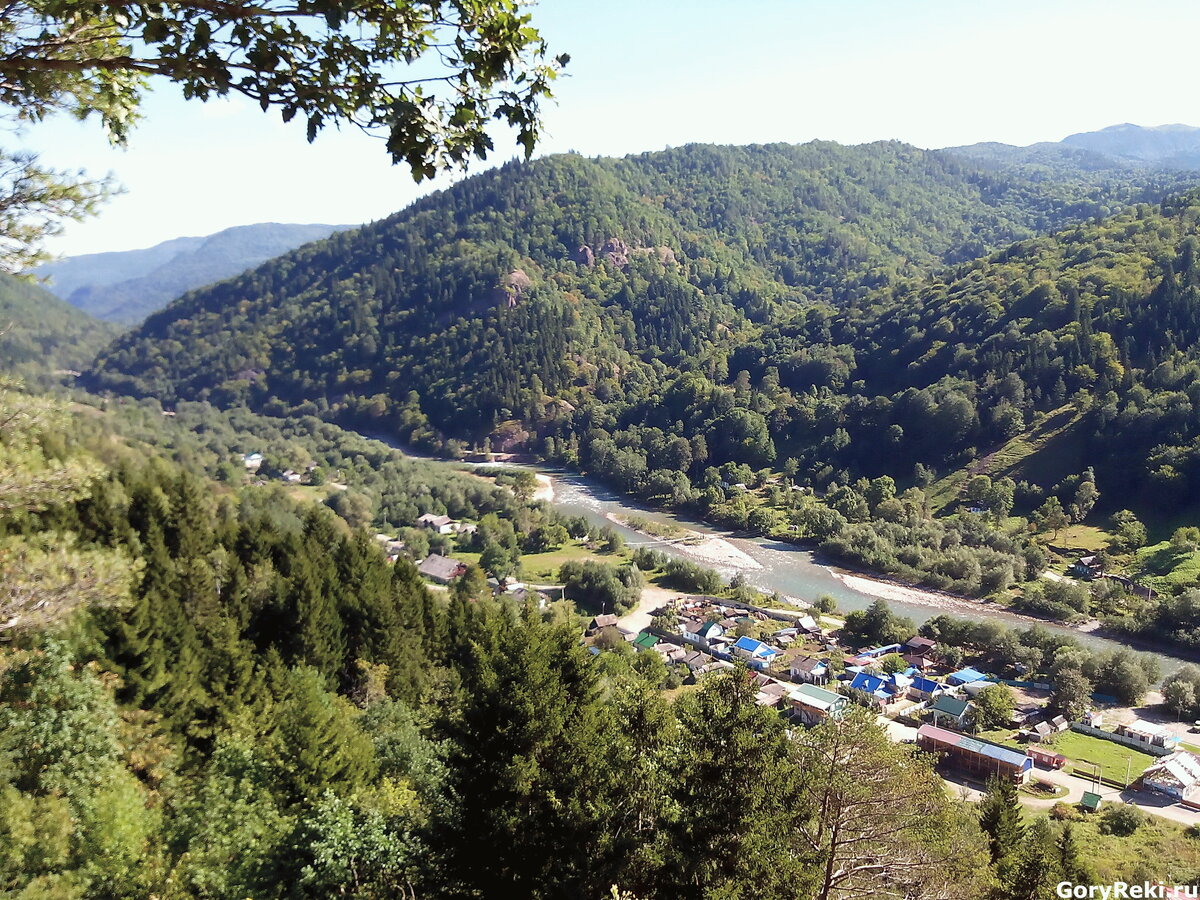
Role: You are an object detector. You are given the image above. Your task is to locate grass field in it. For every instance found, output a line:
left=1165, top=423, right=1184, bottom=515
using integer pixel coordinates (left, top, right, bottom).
left=926, top=405, right=1081, bottom=514
left=1135, top=541, right=1200, bottom=590
left=454, top=542, right=623, bottom=583
left=1050, top=524, right=1112, bottom=554
left=1044, top=730, right=1156, bottom=785
left=1063, top=816, right=1200, bottom=885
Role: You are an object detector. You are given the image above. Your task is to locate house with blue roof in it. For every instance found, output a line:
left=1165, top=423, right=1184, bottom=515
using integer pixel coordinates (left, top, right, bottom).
left=732, top=636, right=781, bottom=670
left=909, top=676, right=946, bottom=702
left=947, top=667, right=988, bottom=686
left=848, top=671, right=886, bottom=695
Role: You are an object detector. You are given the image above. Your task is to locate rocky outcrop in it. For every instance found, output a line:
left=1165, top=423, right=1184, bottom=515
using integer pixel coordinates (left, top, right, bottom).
left=600, top=237, right=631, bottom=268
left=499, top=268, right=533, bottom=307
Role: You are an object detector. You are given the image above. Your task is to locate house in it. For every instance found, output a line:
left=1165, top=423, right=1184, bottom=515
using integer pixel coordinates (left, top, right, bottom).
left=790, top=655, right=831, bottom=685
left=1070, top=555, right=1102, bottom=578
left=905, top=636, right=938, bottom=655
left=659, top=645, right=688, bottom=664
left=417, top=553, right=466, bottom=584
left=587, top=614, right=619, bottom=635
left=796, top=615, right=822, bottom=636
left=454, top=522, right=478, bottom=536
left=632, top=632, right=659, bottom=652
left=692, top=659, right=735, bottom=681
left=510, top=587, right=551, bottom=608
left=1080, top=791, right=1103, bottom=813
left=281, top=469, right=302, bottom=483
left=1141, top=751, right=1200, bottom=801
left=791, top=684, right=850, bottom=726
left=680, top=650, right=715, bottom=671
left=1116, top=719, right=1180, bottom=751
left=962, top=680, right=994, bottom=698
left=909, top=676, right=946, bottom=702
left=947, top=667, right=988, bottom=686
left=903, top=653, right=937, bottom=672
left=755, top=680, right=793, bottom=708
left=241, top=452, right=264, bottom=472
left=848, top=671, right=904, bottom=708
left=917, top=724, right=1032, bottom=783
left=416, top=513, right=457, bottom=535
left=1024, top=721, right=1055, bottom=743
left=374, top=533, right=407, bottom=563
left=731, top=636, right=781, bottom=670
left=929, top=695, right=973, bottom=729
left=1028, top=746, right=1068, bottom=769
left=696, top=621, right=725, bottom=643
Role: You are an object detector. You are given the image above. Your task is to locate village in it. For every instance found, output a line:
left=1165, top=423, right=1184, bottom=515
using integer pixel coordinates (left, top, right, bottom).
left=303, top=459, right=1200, bottom=828
left=576, top=592, right=1200, bottom=824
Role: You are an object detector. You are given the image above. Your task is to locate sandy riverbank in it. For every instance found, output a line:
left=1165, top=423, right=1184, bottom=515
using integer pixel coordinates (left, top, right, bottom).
left=830, top=570, right=1051, bottom=624
left=606, top=513, right=763, bottom=571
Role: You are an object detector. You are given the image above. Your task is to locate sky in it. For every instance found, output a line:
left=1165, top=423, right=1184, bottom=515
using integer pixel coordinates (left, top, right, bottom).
left=24, top=0, right=1200, bottom=257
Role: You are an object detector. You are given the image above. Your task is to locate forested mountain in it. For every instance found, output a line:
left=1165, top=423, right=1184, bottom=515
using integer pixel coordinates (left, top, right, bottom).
left=0, top=273, right=119, bottom=378
left=88, top=141, right=1195, bottom=458
left=952, top=123, right=1200, bottom=172
left=37, top=222, right=350, bottom=323
left=1060, top=123, right=1200, bottom=168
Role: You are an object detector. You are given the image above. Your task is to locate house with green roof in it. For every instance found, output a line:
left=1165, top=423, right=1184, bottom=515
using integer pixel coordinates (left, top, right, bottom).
left=1080, top=791, right=1103, bottom=813
left=929, top=694, right=973, bottom=729
left=632, top=632, right=658, bottom=652
left=791, top=683, right=849, bottom=726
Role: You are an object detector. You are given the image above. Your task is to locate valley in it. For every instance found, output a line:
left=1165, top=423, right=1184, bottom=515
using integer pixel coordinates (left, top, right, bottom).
left=11, top=28, right=1200, bottom=889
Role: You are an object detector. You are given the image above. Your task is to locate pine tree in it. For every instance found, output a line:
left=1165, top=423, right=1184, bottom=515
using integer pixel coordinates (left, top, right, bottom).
left=432, top=607, right=627, bottom=898
left=1005, top=818, right=1061, bottom=900
left=978, top=776, right=1024, bottom=865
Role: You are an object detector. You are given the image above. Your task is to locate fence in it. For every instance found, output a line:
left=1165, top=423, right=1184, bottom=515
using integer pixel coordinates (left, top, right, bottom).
left=993, top=678, right=1053, bottom=690
left=1069, top=722, right=1175, bottom=757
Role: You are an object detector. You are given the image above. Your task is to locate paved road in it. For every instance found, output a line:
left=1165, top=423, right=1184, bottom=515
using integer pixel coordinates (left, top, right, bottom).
left=874, top=715, right=1200, bottom=825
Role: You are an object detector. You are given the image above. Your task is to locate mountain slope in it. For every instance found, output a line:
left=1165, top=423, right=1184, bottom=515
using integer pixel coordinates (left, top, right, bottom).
left=88, top=142, right=1200, bottom=513
left=0, top=274, right=120, bottom=378
left=37, top=222, right=351, bottom=323
left=734, top=190, right=1200, bottom=514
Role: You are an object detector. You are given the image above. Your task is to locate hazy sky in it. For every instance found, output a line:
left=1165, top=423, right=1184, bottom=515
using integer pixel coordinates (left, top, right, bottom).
left=26, top=0, right=1200, bottom=256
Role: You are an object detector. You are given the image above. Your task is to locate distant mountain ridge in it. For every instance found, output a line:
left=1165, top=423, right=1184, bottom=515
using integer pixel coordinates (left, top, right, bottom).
left=951, top=123, right=1200, bottom=170
left=37, top=222, right=354, bottom=323
left=1060, top=123, right=1200, bottom=167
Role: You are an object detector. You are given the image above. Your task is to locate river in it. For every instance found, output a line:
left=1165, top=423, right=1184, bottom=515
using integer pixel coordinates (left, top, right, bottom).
left=385, top=439, right=1193, bottom=676
left=540, top=470, right=1194, bottom=676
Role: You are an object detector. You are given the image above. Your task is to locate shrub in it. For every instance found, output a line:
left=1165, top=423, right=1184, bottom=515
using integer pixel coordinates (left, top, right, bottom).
left=1099, top=803, right=1144, bottom=836
left=1050, top=801, right=1081, bottom=821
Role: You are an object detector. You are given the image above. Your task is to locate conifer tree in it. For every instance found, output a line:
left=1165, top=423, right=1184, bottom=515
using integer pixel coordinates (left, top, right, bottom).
left=432, top=607, right=626, bottom=898
left=978, top=776, right=1025, bottom=865
left=1005, top=818, right=1061, bottom=900
left=658, top=668, right=808, bottom=897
